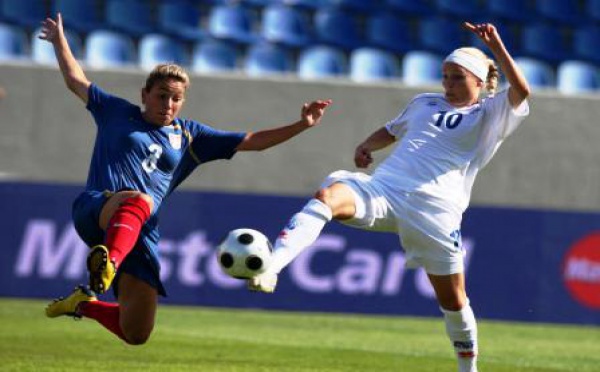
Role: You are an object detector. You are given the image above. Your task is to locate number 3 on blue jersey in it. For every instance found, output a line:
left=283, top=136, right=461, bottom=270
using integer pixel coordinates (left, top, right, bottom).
left=434, top=111, right=463, bottom=129
left=142, top=144, right=163, bottom=173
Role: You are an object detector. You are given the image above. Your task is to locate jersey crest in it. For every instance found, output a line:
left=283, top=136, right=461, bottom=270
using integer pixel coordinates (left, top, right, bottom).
left=168, top=133, right=182, bottom=150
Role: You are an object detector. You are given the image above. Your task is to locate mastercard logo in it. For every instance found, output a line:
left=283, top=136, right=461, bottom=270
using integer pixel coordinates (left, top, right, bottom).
left=562, top=233, right=600, bottom=309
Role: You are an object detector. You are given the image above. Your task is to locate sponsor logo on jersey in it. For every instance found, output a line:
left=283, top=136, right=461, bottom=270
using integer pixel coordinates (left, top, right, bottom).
left=562, top=232, right=600, bottom=309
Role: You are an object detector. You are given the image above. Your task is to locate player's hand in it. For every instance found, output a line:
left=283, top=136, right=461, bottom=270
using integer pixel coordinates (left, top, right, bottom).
left=38, top=13, right=64, bottom=44
left=300, top=99, right=332, bottom=127
left=354, top=144, right=374, bottom=168
left=462, top=22, right=503, bottom=52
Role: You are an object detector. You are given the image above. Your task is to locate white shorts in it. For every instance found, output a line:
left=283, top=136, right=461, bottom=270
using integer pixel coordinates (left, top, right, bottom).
left=321, top=170, right=465, bottom=275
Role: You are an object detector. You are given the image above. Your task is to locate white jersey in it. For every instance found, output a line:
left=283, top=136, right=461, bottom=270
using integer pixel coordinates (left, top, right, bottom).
left=372, top=89, right=529, bottom=213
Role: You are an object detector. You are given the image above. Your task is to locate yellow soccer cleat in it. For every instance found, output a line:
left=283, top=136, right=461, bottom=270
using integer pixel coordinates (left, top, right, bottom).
left=45, top=285, right=97, bottom=319
left=87, top=245, right=116, bottom=294
left=248, top=272, right=278, bottom=293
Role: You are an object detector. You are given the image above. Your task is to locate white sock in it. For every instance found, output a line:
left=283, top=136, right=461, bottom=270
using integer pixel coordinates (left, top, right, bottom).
left=269, top=199, right=332, bottom=274
left=441, top=301, right=478, bottom=372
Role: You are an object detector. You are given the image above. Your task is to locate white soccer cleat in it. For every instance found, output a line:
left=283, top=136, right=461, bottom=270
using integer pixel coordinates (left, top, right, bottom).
left=248, top=273, right=278, bottom=293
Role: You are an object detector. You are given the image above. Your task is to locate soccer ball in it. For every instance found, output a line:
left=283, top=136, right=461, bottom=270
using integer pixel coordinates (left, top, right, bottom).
left=217, top=228, right=273, bottom=279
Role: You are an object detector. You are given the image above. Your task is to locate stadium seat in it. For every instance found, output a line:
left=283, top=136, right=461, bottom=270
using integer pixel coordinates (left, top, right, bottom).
left=349, top=48, right=400, bottom=83
left=297, top=45, right=348, bottom=79
left=244, top=42, right=294, bottom=77
left=401, top=51, right=443, bottom=86
left=207, top=4, right=257, bottom=44
left=240, top=0, right=273, bottom=9
left=52, top=0, right=104, bottom=34
left=32, top=28, right=82, bottom=65
left=485, top=0, right=530, bottom=22
left=572, top=25, right=600, bottom=65
left=138, top=34, right=188, bottom=71
left=0, top=23, right=28, bottom=61
left=261, top=5, right=313, bottom=48
left=328, top=0, right=383, bottom=13
left=520, top=22, right=570, bottom=65
left=105, top=0, right=154, bottom=38
left=272, top=0, right=323, bottom=10
left=366, top=12, right=414, bottom=55
left=85, top=30, right=136, bottom=68
left=535, top=0, right=582, bottom=26
left=314, top=8, right=362, bottom=51
left=557, top=61, right=600, bottom=94
left=434, top=0, right=483, bottom=18
left=513, top=57, right=556, bottom=90
left=384, top=0, right=432, bottom=16
left=158, top=1, right=204, bottom=42
left=417, top=17, right=463, bottom=55
left=192, top=39, right=239, bottom=73
left=0, top=0, right=46, bottom=29
left=587, top=0, right=600, bottom=23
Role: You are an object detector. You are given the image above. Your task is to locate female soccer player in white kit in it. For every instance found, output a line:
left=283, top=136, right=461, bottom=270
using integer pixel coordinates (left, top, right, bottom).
left=249, top=22, right=531, bottom=372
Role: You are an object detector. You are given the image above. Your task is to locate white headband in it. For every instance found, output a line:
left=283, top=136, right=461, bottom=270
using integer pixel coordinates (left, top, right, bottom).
left=444, top=49, right=488, bottom=82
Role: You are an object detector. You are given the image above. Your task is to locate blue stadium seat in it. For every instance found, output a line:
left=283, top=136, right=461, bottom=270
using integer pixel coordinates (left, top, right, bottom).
left=240, top=0, right=273, bottom=9
left=329, top=0, right=382, bottom=13
left=0, top=0, right=47, bottom=29
left=350, top=48, right=400, bottom=82
left=138, top=34, right=188, bottom=71
left=32, top=28, right=82, bottom=65
left=0, top=23, right=28, bottom=61
left=573, top=25, right=600, bottom=65
left=244, top=42, right=294, bottom=77
left=587, top=0, right=600, bottom=23
left=297, top=45, right=348, bottom=79
left=557, top=61, right=600, bottom=94
left=434, top=0, right=483, bottom=18
left=158, top=1, right=204, bottom=42
left=514, top=57, right=555, bottom=90
left=485, top=0, right=530, bottom=22
left=272, top=0, right=324, bottom=10
left=417, top=17, right=463, bottom=55
left=314, top=8, right=362, bottom=51
left=261, top=5, right=313, bottom=48
left=535, top=0, right=582, bottom=26
left=384, top=0, right=432, bottom=16
left=401, top=51, right=443, bottom=86
left=520, top=22, right=569, bottom=64
left=105, top=0, right=154, bottom=38
left=192, top=39, right=239, bottom=73
left=52, top=0, right=103, bottom=34
left=208, top=4, right=257, bottom=44
left=366, top=12, right=414, bottom=55
left=85, top=30, right=136, bottom=68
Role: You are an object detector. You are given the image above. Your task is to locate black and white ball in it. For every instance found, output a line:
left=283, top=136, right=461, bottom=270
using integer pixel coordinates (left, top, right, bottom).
left=217, top=228, right=273, bottom=279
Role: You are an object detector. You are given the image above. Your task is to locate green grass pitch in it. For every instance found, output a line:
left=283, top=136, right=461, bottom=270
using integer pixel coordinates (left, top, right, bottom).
left=0, top=298, right=598, bottom=371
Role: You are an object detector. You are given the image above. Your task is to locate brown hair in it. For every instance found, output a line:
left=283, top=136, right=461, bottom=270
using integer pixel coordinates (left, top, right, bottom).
left=144, top=63, right=190, bottom=92
left=456, top=47, right=500, bottom=94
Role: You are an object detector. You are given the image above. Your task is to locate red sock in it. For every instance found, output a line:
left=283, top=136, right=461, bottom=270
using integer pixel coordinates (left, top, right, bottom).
left=79, top=301, right=127, bottom=342
left=105, top=197, right=151, bottom=268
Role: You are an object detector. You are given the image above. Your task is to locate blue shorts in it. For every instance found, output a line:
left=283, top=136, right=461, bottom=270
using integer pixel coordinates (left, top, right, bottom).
left=72, top=190, right=166, bottom=297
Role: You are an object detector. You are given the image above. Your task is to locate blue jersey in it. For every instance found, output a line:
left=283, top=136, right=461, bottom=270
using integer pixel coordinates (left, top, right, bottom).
left=86, top=83, right=245, bottom=209
left=83, top=83, right=245, bottom=266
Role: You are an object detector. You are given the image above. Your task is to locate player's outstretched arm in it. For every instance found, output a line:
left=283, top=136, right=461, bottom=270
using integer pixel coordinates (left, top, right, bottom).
left=463, top=22, right=530, bottom=107
left=235, top=99, right=332, bottom=151
left=39, top=13, right=90, bottom=104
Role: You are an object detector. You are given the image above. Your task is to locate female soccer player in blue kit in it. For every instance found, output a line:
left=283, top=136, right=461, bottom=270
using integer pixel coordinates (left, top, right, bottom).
left=41, top=13, right=331, bottom=345
left=249, top=22, right=531, bottom=372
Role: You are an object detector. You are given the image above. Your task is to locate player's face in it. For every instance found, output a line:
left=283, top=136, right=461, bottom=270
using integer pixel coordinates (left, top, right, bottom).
left=141, top=78, right=187, bottom=126
left=442, top=63, right=483, bottom=107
